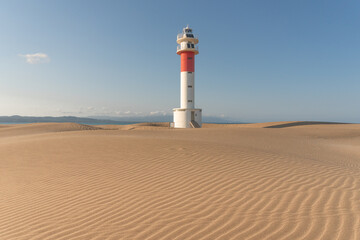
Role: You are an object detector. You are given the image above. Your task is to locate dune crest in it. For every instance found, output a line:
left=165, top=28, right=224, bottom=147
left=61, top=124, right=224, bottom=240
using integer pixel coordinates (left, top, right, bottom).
left=0, top=122, right=101, bottom=137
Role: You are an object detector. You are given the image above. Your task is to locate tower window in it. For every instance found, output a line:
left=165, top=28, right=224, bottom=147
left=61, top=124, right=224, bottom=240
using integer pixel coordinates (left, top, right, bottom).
left=188, top=85, right=192, bottom=88
left=188, top=100, right=193, bottom=102
left=187, top=44, right=190, bottom=48
left=191, top=44, right=194, bottom=48
left=188, top=57, right=192, bottom=60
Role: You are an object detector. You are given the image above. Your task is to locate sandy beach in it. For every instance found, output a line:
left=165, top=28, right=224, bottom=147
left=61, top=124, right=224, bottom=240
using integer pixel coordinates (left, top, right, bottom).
left=1, top=122, right=359, bottom=239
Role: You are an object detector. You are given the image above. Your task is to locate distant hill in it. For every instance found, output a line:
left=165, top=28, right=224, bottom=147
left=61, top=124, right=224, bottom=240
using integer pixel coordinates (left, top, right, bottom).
left=89, top=115, right=241, bottom=124
left=0, top=115, right=241, bottom=124
left=0, top=116, right=134, bottom=125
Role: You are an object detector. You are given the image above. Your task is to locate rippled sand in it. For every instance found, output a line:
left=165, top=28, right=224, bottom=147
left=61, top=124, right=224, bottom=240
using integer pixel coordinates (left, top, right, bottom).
left=1, top=122, right=359, bottom=239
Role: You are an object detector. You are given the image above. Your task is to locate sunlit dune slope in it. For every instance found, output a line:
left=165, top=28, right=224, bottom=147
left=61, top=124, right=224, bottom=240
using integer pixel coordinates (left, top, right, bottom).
left=1, top=122, right=359, bottom=239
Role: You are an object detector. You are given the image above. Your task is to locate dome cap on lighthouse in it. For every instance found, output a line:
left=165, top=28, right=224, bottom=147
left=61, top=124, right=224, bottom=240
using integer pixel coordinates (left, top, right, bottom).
left=184, top=25, right=192, bottom=32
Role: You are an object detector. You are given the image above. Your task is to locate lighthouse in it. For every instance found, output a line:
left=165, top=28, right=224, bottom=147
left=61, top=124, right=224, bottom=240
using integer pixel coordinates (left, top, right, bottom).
left=173, top=26, right=202, bottom=128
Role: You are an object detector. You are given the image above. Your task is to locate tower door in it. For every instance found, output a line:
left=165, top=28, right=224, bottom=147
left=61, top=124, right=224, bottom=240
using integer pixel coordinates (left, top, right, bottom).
left=191, top=111, right=195, bottom=121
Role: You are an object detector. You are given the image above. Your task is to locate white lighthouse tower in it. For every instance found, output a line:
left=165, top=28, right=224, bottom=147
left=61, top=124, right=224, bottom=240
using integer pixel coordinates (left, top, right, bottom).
left=173, top=26, right=202, bottom=128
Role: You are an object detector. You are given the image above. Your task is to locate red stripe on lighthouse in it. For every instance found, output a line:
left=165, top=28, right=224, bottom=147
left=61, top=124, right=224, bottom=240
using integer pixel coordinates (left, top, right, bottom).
left=180, top=52, right=195, bottom=72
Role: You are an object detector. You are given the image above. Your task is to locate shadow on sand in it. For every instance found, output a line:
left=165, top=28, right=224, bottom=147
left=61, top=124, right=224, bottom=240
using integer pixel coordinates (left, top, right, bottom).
left=264, top=121, right=349, bottom=129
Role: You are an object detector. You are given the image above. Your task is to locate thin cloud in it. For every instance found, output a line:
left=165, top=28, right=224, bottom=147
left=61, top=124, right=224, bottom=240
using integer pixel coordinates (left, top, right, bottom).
left=19, top=53, right=50, bottom=64
left=149, top=111, right=168, bottom=116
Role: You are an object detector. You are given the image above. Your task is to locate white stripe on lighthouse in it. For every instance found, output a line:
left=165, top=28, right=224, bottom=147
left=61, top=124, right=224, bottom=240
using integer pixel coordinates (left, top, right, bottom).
left=180, top=71, right=195, bottom=109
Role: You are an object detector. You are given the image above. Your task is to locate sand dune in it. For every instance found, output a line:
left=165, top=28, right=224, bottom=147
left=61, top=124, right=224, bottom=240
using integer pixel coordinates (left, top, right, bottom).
left=0, top=122, right=359, bottom=239
left=0, top=122, right=100, bottom=138
left=98, top=122, right=170, bottom=131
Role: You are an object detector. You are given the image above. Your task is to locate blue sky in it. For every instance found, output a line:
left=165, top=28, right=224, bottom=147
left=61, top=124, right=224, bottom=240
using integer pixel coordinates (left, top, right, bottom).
left=0, top=0, right=359, bottom=122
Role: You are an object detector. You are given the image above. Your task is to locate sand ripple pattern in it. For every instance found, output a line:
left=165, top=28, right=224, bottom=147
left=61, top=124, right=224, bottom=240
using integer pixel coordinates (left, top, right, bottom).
left=0, top=123, right=359, bottom=239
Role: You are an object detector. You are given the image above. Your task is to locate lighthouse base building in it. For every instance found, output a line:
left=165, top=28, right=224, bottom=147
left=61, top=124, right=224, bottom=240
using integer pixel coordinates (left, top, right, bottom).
left=173, top=26, right=202, bottom=128
left=173, top=108, right=202, bottom=128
